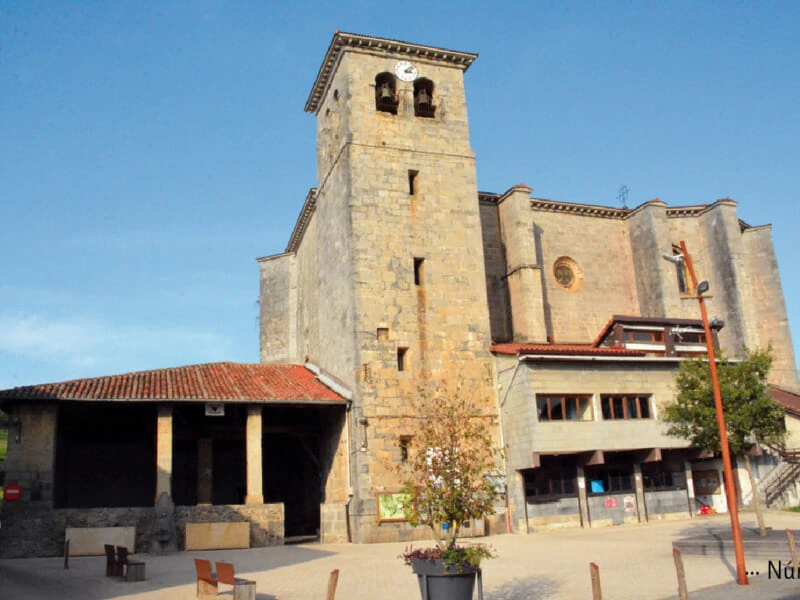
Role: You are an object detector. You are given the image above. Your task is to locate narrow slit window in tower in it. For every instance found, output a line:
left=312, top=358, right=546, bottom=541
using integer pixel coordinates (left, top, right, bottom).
left=397, top=347, right=408, bottom=371
left=408, top=170, right=419, bottom=195
left=414, top=258, right=425, bottom=286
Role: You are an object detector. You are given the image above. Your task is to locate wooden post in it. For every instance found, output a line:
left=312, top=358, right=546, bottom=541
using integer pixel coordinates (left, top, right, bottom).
left=590, top=562, right=602, bottom=600
left=326, top=569, right=340, bottom=600
left=673, top=548, right=688, bottom=600
left=787, top=529, right=799, bottom=573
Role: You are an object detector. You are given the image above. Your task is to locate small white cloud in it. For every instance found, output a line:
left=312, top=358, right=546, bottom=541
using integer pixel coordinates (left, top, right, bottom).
left=0, top=313, right=229, bottom=377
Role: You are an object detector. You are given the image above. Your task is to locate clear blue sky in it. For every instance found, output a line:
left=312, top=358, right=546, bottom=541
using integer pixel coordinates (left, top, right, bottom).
left=1, top=1, right=799, bottom=388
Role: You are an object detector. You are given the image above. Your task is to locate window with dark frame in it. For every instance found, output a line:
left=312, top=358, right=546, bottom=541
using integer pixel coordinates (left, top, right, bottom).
left=586, top=466, right=634, bottom=494
left=536, top=395, right=592, bottom=421
left=641, top=462, right=678, bottom=490
left=600, top=395, right=652, bottom=420
left=623, top=330, right=664, bottom=343
left=524, top=457, right=577, bottom=499
left=397, top=347, right=408, bottom=371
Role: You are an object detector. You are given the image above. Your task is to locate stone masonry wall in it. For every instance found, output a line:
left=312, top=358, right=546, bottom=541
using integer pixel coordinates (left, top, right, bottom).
left=518, top=207, right=639, bottom=343
left=310, top=49, right=499, bottom=543
left=480, top=200, right=512, bottom=342
left=3, top=403, right=57, bottom=506
left=259, top=253, right=297, bottom=363
left=0, top=503, right=284, bottom=558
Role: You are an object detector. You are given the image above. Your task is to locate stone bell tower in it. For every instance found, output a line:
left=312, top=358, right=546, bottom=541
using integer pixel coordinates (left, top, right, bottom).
left=303, top=32, right=498, bottom=543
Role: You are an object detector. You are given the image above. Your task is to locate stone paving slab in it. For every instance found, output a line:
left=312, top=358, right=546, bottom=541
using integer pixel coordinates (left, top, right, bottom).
left=2, top=512, right=800, bottom=599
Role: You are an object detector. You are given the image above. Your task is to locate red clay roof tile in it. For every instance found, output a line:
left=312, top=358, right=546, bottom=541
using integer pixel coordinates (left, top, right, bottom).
left=491, top=343, right=646, bottom=357
left=0, top=362, right=345, bottom=404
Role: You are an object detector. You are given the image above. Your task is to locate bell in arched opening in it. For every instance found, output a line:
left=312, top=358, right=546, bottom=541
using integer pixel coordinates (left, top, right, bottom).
left=374, top=73, right=399, bottom=115
left=413, top=78, right=435, bottom=118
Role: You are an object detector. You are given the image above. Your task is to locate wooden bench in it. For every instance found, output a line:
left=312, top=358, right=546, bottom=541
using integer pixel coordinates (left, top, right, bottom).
left=184, top=522, right=249, bottom=551
left=66, top=527, right=135, bottom=556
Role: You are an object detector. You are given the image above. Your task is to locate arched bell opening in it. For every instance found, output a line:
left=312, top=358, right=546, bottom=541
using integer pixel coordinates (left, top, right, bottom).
left=375, top=72, right=399, bottom=115
left=413, top=78, right=435, bottom=118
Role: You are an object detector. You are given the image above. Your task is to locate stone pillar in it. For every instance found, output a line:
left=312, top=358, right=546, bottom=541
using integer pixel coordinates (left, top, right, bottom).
left=685, top=460, right=696, bottom=518
left=576, top=466, right=589, bottom=528
left=245, top=405, right=264, bottom=505
left=633, top=463, right=646, bottom=522
left=197, top=439, right=213, bottom=505
left=497, top=184, right=549, bottom=343
left=155, top=404, right=173, bottom=500
left=4, top=404, right=58, bottom=506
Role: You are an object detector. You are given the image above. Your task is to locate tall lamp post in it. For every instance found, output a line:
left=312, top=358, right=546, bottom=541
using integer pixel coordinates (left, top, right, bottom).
left=664, top=241, right=748, bottom=585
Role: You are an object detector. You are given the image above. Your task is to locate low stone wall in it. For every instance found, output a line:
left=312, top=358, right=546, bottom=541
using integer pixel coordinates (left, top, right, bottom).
left=0, top=503, right=284, bottom=558
left=0, top=505, right=152, bottom=558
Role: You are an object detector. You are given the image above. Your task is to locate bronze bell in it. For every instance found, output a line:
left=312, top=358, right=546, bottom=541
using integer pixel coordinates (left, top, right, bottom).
left=417, top=88, right=429, bottom=105
left=380, top=83, right=392, bottom=99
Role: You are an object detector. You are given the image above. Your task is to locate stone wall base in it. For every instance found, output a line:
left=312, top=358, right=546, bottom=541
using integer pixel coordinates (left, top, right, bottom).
left=0, top=503, right=284, bottom=558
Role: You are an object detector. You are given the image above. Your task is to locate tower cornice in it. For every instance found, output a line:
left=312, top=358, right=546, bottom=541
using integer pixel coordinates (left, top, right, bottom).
left=305, top=31, right=477, bottom=114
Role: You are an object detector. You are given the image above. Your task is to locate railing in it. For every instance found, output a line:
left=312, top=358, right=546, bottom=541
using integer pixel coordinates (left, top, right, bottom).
left=766, top=461, right=800, bottom=506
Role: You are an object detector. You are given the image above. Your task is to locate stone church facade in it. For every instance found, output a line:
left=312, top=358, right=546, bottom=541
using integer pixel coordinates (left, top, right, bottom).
left=259, top=32, right=799, bottom=540
left=1, top=32, right=798, bottom=555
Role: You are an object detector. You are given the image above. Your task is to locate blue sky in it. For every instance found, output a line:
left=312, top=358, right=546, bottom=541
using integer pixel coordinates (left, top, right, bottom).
left=1, top=1, right=799, bottom=388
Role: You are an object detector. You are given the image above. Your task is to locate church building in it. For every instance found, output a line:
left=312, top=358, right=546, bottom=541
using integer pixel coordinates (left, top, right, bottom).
left=1, top=32, right=797, bottom=556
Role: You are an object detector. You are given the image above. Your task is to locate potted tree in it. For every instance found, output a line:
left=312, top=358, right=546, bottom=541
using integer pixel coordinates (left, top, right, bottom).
left=399, top=377, right=501, bottom=600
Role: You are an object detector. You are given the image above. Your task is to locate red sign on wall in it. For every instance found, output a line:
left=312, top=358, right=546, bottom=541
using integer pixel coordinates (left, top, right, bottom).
left=3, top=483, right=22, bottom=502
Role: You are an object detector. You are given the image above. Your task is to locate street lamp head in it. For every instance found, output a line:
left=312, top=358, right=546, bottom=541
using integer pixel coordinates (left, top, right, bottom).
left=662, top=253, right=685, bottom=265
left=709, top=316, right=725, bottom=331
left=696, top=280, right=710, bottom=296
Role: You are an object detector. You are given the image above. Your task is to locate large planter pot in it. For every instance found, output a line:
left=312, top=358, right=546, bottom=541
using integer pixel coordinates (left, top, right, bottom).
left=410, top=558, right=482, bottom=600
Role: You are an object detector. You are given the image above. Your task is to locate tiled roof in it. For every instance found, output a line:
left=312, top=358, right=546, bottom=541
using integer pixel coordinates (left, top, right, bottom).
left=491, top=343, right=646, bottom=357
left=771, top=386, right=800, bottom=417
left=0, top=362, right=346, bottom=404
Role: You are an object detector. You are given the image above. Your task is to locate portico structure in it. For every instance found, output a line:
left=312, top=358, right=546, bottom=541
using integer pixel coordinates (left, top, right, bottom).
left=0, top=362, right=349, bottom=557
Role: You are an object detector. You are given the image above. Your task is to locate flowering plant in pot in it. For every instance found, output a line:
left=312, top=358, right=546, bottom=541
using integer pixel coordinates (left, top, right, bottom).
left=398, top=377, right=501, bottom=599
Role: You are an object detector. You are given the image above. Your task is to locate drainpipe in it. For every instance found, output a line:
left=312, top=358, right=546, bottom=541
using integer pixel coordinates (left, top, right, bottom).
left=344, top=401, right=354, bottom=543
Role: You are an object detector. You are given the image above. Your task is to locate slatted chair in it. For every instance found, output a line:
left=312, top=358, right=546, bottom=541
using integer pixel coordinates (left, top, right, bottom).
left=104, top=544, right=122, bottom=577
left=194, top=558, right=218, bottom=598
left=116, top=546, right=146, bottom=582
left=215, top=561, right=256, bottom=600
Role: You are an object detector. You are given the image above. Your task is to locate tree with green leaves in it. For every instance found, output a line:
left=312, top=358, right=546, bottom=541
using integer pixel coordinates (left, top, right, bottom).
left=663, top=347, right=785, bottom=535
left=399, top=377, right=501, bottom=554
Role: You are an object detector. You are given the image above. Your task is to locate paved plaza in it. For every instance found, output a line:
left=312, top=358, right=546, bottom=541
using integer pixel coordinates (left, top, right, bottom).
left=3, top=512, right=800, bottom=599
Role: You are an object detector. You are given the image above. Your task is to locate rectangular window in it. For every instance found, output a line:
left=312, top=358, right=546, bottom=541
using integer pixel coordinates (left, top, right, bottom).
left=524, top=456, right=577, bottom=499
left=399, top=436, right=412, bottom=462
left=624, top=330, right=664, bottom=343
left=600, top=395, right=652, bottom=420
left=408, top=170, right=419, bottom=195
left=536, top=395, right=592, bottom=421
left=676, top=331, right=706, bottom=345
left=377, top=327, right=389, bottom=340
left=413, top=257, right=424, bottom=286
left=397, top=347, right=408, bottom=371
left=641, top=463, right=677, bottom=490
left=586, top=466, right=634, bottom=494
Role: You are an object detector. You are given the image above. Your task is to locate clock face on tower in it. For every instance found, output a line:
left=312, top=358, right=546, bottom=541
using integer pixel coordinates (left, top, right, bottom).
left=394, top=60, right=418, bottom=82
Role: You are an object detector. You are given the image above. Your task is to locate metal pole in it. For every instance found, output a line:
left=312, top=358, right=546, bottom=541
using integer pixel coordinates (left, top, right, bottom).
left=680, top=241, right=748, bottom=585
